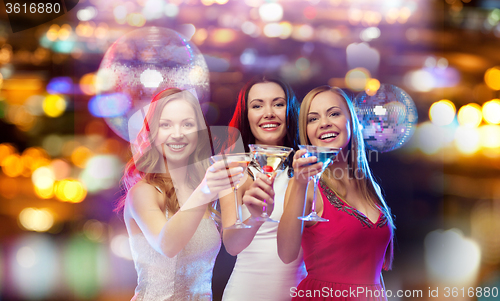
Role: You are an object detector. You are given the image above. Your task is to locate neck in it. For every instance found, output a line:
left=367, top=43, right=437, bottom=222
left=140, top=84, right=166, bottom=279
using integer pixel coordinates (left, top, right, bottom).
left=167, top=162, right=189, bottom=189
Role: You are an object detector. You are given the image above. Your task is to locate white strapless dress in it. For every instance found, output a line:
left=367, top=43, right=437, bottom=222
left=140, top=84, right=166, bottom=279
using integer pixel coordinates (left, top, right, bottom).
left=222, top=166, right=307, bottom=301
left=129, top=215, right=221, bottom=301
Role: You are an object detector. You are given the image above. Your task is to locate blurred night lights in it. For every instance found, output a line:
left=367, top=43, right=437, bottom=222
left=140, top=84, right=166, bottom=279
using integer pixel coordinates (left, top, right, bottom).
left=18, top=208, right=54, bottom=232
left=11, top=234, right=59, bottom=299
left=485, top=67, right=500, bottom=90
left=454, top=126, right=481, bottom=155
left=47, top=77, right=73, bottom=94
left=425, top=229, right=481, bottom=285
left=457, top=103, right=482, bottom=128
left=89, top=93, right=132, bottom=118
left=429, top=99, right=456, bottom=126
left=111, top=234, right=133, bottom=260
left=259, top=3, right=283, bottom=23
left=140, top=69, right=164, bottom=88
left=482, top=99, right=500, bottom=124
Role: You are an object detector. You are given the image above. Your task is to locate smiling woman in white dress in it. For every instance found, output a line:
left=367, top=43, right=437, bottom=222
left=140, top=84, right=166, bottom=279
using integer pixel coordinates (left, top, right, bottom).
left=116, top=88, right=245, bottom=301
left=220, top=77, right=306, bottom=301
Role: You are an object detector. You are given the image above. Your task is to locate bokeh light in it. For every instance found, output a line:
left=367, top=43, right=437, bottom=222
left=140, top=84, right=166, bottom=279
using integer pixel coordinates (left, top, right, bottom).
left=484, top=67, right=500, bottom=90
left=18, top=208, right=54, bottom=232
left=429, top=99, right=456, bottom=126
left=457, top=103, right=482, bottom=127
left=365, top=78, right=380, bottom=96
left=345, top=68, right=370, bottom=91
left=71, top=146, right=93, bottom=168
left=425, top=229, right=481, bottom=285
left=454, top=126, right=481, bottom=155
left=259, top=3, right=283, bottom=22
left=479, top=125, right=500, bottom=149
left=55, top=179, right=87, bottom=203
left=64, top=235, right=109, bottom=299
left=42, top=94, right=66, bottom=118
left=482, top=99, right=500, bottom=124
left=11, top=234, right=59, bottom=299
left=110, top=234, right=133, bottom=260
left=1, top=154, right=23, bottom=177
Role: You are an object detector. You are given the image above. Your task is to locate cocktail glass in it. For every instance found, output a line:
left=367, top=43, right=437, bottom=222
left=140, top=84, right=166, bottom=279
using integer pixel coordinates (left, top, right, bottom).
left=248, top=144, right=293, bottom=223
left=297, top=145, right=341, bottom=222
left=210, top=153, right=252, bottom=229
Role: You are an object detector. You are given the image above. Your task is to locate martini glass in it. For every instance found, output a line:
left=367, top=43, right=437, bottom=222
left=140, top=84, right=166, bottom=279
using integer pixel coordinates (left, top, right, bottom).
left=248, top=144, right=293, bottom=223
left=210, top=153, right=253, bottom=229
left=297, top=145, right=341, bottom=222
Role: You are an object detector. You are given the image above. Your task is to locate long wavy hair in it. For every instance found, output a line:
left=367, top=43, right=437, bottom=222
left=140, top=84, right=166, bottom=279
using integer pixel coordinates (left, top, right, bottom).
left=299, top=85, right=395, bottom=270
left=223, top=76, right=300, bottom=176
left=116, top=88, right=216, bottom=218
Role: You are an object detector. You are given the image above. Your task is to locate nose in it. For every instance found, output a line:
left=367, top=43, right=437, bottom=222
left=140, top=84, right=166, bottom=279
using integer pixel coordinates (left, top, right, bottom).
left=263, top=105, right=276, bottom=119
left=171, top=125, right=185, bottom=139
left=319, top=116, right=332, bottom=129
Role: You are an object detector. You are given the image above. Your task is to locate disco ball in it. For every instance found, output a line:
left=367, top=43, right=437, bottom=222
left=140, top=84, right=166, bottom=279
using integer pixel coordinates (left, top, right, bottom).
left=92, top=27, right=210, bottom=141
left=354, top=84, right=418, bottom=153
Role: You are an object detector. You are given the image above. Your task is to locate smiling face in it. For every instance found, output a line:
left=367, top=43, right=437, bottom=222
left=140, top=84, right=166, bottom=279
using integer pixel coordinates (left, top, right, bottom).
left=247, top=82, right=287, bottom=146
left=154, top=98, right=199, bottom=167
left=306, top=91, right=352, bottom=150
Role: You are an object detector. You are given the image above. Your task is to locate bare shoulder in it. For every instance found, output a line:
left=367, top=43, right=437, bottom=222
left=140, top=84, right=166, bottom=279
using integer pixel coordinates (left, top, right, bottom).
left=126, top=181, right=163, bottom=211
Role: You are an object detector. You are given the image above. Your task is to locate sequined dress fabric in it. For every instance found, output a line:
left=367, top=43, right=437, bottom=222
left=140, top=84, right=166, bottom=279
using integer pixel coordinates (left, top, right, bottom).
left=292, top=180, right=391, bottom=301
left=129, top=217, right=221, bottom=301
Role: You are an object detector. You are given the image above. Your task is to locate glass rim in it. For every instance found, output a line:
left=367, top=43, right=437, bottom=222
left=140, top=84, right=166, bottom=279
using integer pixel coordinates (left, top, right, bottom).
left=298, top=145, right=341, bottom=152
left=248, top=144, right=293, bottom=152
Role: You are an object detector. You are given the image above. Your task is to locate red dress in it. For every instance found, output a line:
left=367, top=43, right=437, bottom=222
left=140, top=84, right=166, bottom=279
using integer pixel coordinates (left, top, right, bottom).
left=292, top=180, right=391, bottom=301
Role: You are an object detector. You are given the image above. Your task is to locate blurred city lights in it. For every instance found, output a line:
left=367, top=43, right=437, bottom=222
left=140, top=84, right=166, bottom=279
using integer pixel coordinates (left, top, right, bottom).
left=79, top=73, right=97, bottom=95
left=88, top=93, right=132, bottom=117
left=405, top=69, right=434, bottom=92
left=42, top=94, right=66, bottom=117
left=19, top=208, right=54, bottom=232
left=1, top=154, right=23, bottom=177
left=11, top=234, right=59, bottom=299
left=365, top=78, right=380, bottom=96
left=55, top=179, right=87, bottom=203
left=259, top=3, right=283, bottom=23
left=80, top=155, right=122, bottom=193
left=64, top=235, right=109, bottom=299
left=0, top=143, right=17, bottom=163
left=454, top=126, right=481, bottom=155
left=429, top=99, right=456, bottom=126
left=212, top=29, right=237, bottom=44
left=32, top=166, right=55, bottom=192
left=83, top=220, right=105, bottom=242
left=42, top=135, right=64, bottom=157
left=263, top=23, right=282, bottom=38
left=110, top=234, right=133, bottom=260
left=485, top=66, right=500, bottom=90
left=360, top=27, right=381, bottom=42
left=113, top=5, right=127, bottom=21
left=50, top=159, right=71, bottom=180
left=479, top=125, right=500, bottom=149
left=457, top=103, right=482, bottom=128
left=47, top=77, right=73, bottom=94
left=345, top=68, right=370, bottom=91
left=482, top=99, right=500, bottom=124
left=425, top=229, right=481, bottom=285
left=77, top=6, right=97, bottom=21
left=164, top=3, right=179, bottom=18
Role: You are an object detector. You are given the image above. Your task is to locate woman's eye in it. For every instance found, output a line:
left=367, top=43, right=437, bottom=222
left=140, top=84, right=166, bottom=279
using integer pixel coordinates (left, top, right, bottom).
left=160, top=123, right=170, bottom=128
left=252, top=105, right=262, bottom=109
left=308, top=117, right=317, bottom=123
left=275, top=102, right=285, bottom=107
left=330, top=112, right=340, bottom=117
left=184, top=122, right=195, bottom=128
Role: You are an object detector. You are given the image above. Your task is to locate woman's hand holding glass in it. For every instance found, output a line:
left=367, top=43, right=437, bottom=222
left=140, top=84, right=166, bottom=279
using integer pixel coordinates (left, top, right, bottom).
left=292, top=149, right=323, bottom=185
left=242, top=173, right=276, bottom=220
left=200, top=160, right=245, bottom=200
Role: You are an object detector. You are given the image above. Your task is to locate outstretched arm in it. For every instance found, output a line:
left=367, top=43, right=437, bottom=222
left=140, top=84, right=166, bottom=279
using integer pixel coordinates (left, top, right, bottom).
left=277, top=149, right=322, bottom=264
left=126, top=161, right=244, bottom=258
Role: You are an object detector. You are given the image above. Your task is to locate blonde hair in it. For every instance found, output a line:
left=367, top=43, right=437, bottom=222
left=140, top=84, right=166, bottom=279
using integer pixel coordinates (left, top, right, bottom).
left=300, top=85, right=394, bottom=270
left=117, top=88, right=218, bottom=220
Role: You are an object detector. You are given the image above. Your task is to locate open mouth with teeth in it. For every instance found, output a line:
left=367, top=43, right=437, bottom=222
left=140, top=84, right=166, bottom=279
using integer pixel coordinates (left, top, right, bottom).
left=260, top=123, right=280, bottom=130
left=319, top=132, right=338, bottom=140
left=166, top=143, right=188, bottom=151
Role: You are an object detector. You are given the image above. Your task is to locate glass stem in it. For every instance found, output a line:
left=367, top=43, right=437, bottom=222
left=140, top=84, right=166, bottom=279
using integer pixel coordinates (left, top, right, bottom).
left=234, top=187, right=243, bottom=224
left=311, top=174, right=320, bottom=214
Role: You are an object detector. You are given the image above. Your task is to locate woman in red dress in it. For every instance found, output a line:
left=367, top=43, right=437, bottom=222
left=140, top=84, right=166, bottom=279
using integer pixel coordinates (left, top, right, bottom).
left=278, top=86, right=395, bottom=301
